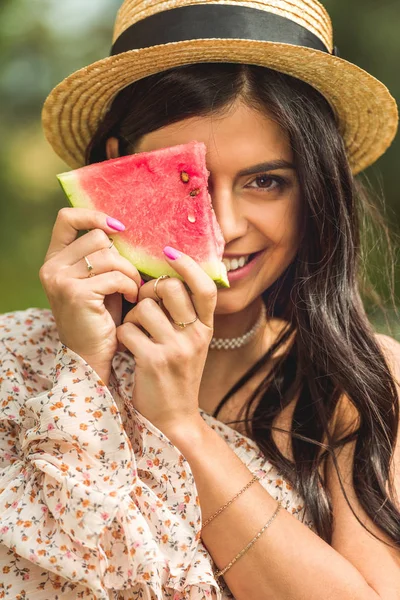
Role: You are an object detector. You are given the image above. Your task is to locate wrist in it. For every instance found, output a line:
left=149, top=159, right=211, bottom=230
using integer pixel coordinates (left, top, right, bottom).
left=82, top=359, right=111, bottom=387
left=164, top=414, right=210, bottom=455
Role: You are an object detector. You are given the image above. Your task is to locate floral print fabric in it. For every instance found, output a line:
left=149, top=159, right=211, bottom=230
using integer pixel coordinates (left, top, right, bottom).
left=0, top=308, right=315, bottom=599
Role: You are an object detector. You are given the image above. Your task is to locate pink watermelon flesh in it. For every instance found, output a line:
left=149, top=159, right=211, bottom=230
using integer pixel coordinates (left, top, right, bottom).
left=57, top=141, right=229, bottom=288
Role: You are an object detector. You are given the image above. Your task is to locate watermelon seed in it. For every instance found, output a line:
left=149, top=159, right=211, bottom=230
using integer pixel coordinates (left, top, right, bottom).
left=188, top=215, right=196, bottom=223
left=190, top=188, right=200, bottom=197
left=180, top=171, right=190, bottom=183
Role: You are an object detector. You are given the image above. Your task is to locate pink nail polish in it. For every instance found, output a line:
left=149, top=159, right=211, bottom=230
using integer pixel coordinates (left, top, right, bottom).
left=163, top=246, right=182, bottom=260
left=140, top=278, right=145, bottom=286
left=106, top=217, right=126, bottom=231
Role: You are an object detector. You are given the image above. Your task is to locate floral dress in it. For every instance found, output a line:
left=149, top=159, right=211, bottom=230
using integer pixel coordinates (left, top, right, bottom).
left=0, top=308, right=315, bottom=599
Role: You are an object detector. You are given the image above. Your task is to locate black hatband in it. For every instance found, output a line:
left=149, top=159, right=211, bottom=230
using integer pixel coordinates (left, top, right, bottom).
left=111, top=5, right=331, bottom=57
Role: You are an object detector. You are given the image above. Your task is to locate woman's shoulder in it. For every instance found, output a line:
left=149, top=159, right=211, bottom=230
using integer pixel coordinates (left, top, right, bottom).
left=0, top=307, right=59, bottom=378
left=0, top=306, right=56, bottom=337
left=332, top=333, right=400, bottom=439
left=375, top=332, right=400, bottom=379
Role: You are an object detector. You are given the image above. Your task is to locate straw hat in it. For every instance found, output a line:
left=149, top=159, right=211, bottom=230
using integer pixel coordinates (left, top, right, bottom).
left=42, top=0, right=398, bottom=174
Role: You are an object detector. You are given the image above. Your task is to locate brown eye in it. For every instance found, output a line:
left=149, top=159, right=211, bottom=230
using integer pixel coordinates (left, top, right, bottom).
left=246, top=174, right=286, bottom=192
left=256, top=175, right=275, bottom=189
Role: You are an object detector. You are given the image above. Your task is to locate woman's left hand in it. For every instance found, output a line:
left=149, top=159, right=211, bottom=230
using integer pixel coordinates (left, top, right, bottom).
left=115, top=247, right=217, bottom=438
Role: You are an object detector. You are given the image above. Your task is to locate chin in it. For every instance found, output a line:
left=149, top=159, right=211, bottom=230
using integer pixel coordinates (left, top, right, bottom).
left=214, top=293, right=262, bottom=315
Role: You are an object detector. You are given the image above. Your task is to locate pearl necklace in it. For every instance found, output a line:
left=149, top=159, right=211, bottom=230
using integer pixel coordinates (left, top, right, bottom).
left=209, top=303, right=267, bottom=350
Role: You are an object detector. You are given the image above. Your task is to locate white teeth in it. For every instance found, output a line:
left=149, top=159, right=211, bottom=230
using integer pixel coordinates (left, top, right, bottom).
left=223, top=255, right=251, bottom=272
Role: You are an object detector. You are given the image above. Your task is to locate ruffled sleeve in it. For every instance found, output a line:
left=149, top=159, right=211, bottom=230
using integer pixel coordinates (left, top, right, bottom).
left=0, top=312, right=222, bottom=599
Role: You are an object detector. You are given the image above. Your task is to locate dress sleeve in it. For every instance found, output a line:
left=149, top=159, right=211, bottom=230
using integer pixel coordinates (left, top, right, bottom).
left=0, top=334, right=222, bottom=599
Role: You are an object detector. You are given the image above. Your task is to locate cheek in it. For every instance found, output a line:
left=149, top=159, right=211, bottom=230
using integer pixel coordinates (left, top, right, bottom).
left=259, top=199, right=302, bottom=251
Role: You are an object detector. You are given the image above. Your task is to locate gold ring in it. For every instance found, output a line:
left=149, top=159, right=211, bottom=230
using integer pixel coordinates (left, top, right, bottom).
left=84, top=256, right=93, bottom=270
left=172, top=316, right=199, bottom=329
left=84, top=255, right=96, bottom=277
left=108, top=239, right=115, bottom=250
left=153, top=275, right=170, bottom=302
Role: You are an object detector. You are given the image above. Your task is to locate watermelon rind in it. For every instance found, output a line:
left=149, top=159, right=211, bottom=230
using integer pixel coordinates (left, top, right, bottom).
left=58, top=171, right=91, bottom=210
left=114, top=235, right=229, bottom=287
left=57, top=171, right=230, bottom=289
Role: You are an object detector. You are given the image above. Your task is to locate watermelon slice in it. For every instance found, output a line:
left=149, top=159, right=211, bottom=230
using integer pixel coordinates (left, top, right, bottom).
left=57, top=141, right=229, bottom=288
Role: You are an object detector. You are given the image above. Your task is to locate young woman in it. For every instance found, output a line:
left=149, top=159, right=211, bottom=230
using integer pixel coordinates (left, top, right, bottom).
left=1, top=1, right=399, bottom=599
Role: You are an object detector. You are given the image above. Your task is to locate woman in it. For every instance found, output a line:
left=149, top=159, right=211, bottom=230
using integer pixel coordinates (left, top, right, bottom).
left=0, top=0, right=399, bottom=598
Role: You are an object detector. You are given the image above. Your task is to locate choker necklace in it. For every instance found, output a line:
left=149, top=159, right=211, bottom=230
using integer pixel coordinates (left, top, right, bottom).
left=209, top=303, right=267, bottom=350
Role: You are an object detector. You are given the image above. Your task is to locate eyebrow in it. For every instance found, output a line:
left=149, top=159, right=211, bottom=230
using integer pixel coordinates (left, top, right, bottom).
left=236, top=159, right=296, bottom=177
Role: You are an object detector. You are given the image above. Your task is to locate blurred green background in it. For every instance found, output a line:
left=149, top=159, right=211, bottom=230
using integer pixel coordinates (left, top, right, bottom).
left=0, top=0, right=399, bottom=337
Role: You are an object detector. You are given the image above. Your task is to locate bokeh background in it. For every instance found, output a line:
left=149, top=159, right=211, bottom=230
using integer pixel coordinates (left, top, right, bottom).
left=0, top=0, right=399, bottom=337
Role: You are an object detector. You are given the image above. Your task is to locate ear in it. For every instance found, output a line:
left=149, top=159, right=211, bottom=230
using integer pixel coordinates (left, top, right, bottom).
left=106, top=137, right=120, bottom=160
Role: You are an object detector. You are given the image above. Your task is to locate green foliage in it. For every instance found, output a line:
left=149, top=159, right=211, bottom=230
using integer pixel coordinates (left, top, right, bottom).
left=0, top=0, right=398, bottom=337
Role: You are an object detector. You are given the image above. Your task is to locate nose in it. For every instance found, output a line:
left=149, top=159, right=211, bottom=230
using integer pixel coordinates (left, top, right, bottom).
left=208, top=179, right=248, bottom=245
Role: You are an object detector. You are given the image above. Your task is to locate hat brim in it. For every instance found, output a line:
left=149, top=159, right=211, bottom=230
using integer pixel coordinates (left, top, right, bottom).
left=42, top=39, right=398, bottom=174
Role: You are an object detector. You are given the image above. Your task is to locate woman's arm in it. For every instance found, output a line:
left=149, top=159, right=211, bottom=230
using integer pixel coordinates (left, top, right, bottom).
left=0, top=306, right=226, bottom=600
left=0, top=331, right=202, bottom=599
left=168, top=402, right=400, bottom=600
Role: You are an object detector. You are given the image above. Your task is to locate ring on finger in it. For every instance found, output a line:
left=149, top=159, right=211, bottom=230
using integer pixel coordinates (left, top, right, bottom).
left=84, top=255, right=96, bottom=278
left=153, top=275, right=170, bottom=303
left=84, top=239, right=114, bottom=279
left=153, top=275, right=198, bottom=327
left=171, top=316, right=199, bottom=329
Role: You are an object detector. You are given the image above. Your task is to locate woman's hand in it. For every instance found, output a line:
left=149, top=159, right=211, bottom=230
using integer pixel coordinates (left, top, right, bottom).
left=39, top=207, right=141, bottom=384
left=116, top=247, right=217, bottom=437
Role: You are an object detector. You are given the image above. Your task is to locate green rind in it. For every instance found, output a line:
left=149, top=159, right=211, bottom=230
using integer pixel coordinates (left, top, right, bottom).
left=57, top=172, right=94, bottom=210
left=57, top=172, right=230, bottom=289
left=115, top=237, right=230, bottom=288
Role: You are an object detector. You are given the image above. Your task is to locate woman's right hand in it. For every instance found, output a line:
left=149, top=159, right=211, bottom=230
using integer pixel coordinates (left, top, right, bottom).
left=39, top=207, right=141, bottom=385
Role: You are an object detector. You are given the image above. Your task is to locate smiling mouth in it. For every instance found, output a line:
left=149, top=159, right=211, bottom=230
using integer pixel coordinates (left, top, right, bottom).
left=223, top=249, right=265, bottom=274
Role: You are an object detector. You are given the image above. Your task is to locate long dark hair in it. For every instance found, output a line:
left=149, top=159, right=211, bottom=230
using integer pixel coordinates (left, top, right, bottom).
left=86, top=63, right=400, bottom=548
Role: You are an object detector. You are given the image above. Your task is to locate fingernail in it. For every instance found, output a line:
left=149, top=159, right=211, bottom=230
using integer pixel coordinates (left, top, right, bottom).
left=140, top=278, right=145, bottom=286
left=163, top=246, right=182, bottom=260
left=106, top=217, right=126, bottom=231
